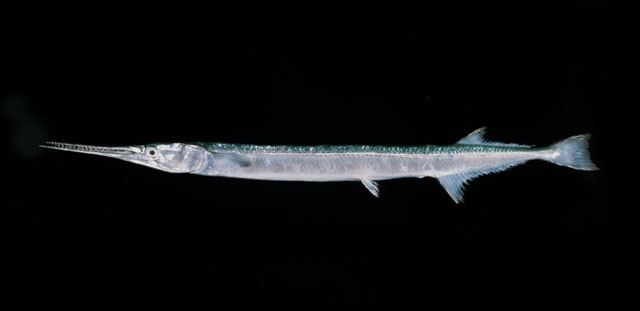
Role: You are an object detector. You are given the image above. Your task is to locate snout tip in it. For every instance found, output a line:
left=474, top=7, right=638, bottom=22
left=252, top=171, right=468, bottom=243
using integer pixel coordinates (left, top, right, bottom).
left=39, top=141, right=67, bottom=150
left=40, top=141, right=59, bottom=149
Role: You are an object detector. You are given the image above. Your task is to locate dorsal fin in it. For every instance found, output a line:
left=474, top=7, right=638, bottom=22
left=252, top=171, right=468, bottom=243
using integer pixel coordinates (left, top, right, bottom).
left=457, top=127, right=489, bottom=145
left=457, top=127, right=531, bottom=148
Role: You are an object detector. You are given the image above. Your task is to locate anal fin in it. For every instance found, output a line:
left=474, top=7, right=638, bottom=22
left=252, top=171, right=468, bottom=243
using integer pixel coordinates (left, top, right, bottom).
left=437, top=159, right=530, bottom=204
left=437, top=174, right=471, bottom=204
left=361, top=179, right=380, bottom=197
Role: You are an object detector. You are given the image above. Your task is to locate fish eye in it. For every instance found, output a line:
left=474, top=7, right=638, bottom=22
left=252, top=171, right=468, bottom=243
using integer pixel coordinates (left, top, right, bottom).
left=146, top=147, right=158, bottom=157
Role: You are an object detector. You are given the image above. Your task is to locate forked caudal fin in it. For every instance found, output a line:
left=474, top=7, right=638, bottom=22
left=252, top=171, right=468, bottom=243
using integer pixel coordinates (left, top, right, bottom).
left=547, top=134, right=599, bottom=171
left=437, top=128, right=598, bottom=204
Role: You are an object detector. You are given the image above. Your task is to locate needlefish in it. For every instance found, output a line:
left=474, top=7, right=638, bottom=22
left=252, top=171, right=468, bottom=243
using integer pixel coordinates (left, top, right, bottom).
left=41, top=127, right=598, bottom=203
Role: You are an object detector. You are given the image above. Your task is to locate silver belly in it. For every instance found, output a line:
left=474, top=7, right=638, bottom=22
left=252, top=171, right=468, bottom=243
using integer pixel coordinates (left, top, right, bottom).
left=193, top=151, right=543, bottom=182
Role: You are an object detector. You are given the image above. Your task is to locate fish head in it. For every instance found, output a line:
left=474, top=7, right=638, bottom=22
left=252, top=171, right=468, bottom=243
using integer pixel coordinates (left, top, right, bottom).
left=41, top=142, right=206, bottom=173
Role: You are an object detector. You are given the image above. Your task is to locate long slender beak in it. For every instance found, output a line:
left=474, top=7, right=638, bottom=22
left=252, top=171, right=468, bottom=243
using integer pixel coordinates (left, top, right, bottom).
left=40, top=142, right=139, bottom=159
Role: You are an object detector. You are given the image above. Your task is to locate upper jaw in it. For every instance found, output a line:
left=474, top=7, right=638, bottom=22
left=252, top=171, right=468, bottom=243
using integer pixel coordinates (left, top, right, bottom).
left=39, top=142, right=140, bottom=158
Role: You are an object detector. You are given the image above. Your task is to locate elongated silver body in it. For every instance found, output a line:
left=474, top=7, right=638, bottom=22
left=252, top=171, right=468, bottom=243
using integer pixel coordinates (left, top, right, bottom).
left=195, top=143, right=542, bottom=181
left=41, top=127, right=598, bottom=203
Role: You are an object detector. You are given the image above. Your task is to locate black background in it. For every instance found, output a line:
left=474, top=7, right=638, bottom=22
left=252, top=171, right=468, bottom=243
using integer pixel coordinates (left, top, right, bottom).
left=2, top=2, right=633, bottom=309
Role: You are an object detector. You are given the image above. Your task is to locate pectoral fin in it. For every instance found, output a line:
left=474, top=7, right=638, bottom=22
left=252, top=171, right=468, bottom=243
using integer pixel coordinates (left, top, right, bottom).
left=361, top=179, right=380, bottom=197
left=215, top=152, right=252, bottom=167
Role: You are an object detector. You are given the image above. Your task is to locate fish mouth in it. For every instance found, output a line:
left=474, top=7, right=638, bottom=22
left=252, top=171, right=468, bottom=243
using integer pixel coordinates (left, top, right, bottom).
left=40, top=142, right=138, bottom=156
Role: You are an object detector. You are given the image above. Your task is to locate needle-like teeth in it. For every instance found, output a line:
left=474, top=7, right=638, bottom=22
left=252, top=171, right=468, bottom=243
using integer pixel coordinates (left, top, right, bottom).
left=40, top=142, right=134, bottom=154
